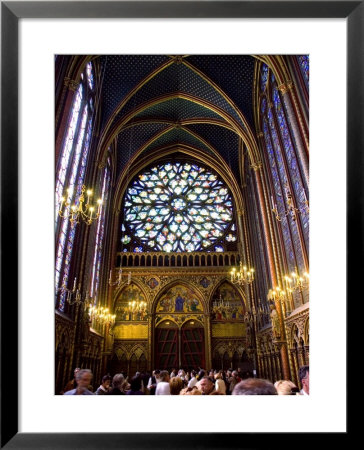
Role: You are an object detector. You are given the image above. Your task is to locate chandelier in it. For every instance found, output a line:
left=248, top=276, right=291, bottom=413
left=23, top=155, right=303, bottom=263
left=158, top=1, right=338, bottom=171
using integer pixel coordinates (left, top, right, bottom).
left=127, top=300, right=147, bottom=321
left=283, top=268, right=309, bottom=294
left=88, top=304, right=116, bottom=327
left=230, top=261, right=255, bottom=285
left=271, top=184, right=309, bottom=222
left=267, top=286, right=287, bottom=302
left=58, top=185, right=102, bottom=225
left=57, top=276, right=82, bottom=306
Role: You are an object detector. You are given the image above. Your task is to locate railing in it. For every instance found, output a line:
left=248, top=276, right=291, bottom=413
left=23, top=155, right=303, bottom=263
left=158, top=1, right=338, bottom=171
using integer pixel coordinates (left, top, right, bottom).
left=117, top=251, right=240, bottom=268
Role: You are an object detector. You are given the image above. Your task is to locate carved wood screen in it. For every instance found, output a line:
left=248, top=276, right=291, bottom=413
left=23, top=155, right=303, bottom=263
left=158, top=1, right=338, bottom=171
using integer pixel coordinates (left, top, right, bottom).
left=155, top=322, right=178, bottom=370
left=181, top=321, right=205, bottom=370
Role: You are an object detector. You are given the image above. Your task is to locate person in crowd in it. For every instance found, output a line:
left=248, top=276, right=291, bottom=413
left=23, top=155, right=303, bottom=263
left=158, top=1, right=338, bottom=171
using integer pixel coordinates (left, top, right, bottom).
left=156, top=370, right=171, bottom=395
left=195, top=369, right=206, bottom=390
left=188, top=370, right=197, bottom=389
left=64, top=369, right=94, bottom=395
left=274, top=380, right=299, bottom=395
left=185, top=371, right=190, bottom=383
left=95, top=375, right=112, bottom=395
left=177, top=369, right=187, bottom=385
left=299, top=365, right=309, bottom=395
left=232, top=378, right=277, bottom=395
left=108, top=373, right=126, bottom=395
left=170, top=375, right=184, bottom=395
left=61, top=367, right=80, bottom=394
left=170, top=368, right=177, bottom=378
left=228, top=370, right=242, bottom=393
left=147, top=370, right=159, bottom=395
left=199, top=376, right=215, bottom=395
left=181, top=386, right=202, bottom=395
left=126, top=375, right=145, bottom=395
left=214, top=371, right=226, bottom=394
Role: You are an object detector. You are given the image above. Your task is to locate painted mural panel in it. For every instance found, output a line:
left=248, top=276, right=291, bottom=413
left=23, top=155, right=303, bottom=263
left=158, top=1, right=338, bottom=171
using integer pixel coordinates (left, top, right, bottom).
left=156, top=285, right=203, bottom=313
left=115, top=284, right=147, bottom=321
left=211, top=282, right=245, bottom=321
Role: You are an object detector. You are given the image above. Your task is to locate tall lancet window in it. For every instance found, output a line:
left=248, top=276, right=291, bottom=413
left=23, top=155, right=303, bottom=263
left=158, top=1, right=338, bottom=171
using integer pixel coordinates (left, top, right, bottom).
left=55, top=61, right=95, bottom=311
left=259, top=62, right=309, bottom=307
left=90, top=158, right=111, bottom=302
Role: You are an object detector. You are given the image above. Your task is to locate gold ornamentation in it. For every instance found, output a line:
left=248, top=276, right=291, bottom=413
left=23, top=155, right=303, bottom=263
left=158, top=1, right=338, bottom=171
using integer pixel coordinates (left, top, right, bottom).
left=278, top=83, right=288, bottom=94
left=64, top=77, right=78, bottom=91
left=212, top=322, right=246, bottom=338
left=113, top=323, right=148, bottom=339
left=250, top=162, right=262, bottom=171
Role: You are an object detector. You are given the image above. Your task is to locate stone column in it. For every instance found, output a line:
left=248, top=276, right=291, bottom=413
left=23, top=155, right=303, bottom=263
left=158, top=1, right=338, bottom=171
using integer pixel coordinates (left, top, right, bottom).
left=253, top=164, right=277, bottom=286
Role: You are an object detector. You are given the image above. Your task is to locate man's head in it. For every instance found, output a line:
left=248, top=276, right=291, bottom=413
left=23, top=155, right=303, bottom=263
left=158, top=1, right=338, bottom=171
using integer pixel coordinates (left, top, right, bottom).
left=101, top=375, right=111, bottom=389
left=159, top=370, right=170, bottom=382
left=299, top=365, right=309, bottom=394
left=199, top=376, right=215, bottom=395
left=75, top=369, right=92, bottom=390
left=232, top=378, right=277, bottom=395
left=232, top=370, right=241, bottom=383
left=112, top=373, right=125, bottom=390
left=73, top=368, right=80, bottom=378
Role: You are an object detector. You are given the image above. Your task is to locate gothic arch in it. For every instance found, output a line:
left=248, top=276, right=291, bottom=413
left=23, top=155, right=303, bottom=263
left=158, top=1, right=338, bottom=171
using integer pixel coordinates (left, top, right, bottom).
left=208, top=278, right=247, bottom=311
left=152, top=279, right=207, bottom=314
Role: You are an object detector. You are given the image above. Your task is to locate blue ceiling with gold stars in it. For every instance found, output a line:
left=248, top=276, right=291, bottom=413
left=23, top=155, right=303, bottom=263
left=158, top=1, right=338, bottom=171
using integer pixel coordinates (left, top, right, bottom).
left=96, top=55, right=257, bottom=185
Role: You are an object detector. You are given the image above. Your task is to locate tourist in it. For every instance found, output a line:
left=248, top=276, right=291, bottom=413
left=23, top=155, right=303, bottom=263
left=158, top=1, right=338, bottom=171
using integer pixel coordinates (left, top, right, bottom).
left=274, top=380, right=299, bottom=395
left=214, top=371, right=226, bottom=394
left=147, top=370, right=159, bottom=395
left=64, top=369, right=94, bottom=395
left=188, top=370, right=197, bottom=388
left=299, top=365, right=309, bottom=395
left=170, top=376, right=184, bottom=395
left=108, top=373, right=126, bottom=395
left=155, top=370, right=171, bottom=395
left=199, top=376, right=215, bottom=395
left=126, top=375, right=145, bottom=395
left=95, top=375, right=112, bottom=395
left=62, top=367, right=80, bottom=394
left=228, top=370, right=241, bottom=393
left=232, top=378, right=277, bottom=395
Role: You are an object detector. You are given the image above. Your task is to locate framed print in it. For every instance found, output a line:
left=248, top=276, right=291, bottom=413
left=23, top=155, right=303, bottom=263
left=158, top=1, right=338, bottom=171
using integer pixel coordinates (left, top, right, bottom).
left=1, top=0, right=358, bottom=447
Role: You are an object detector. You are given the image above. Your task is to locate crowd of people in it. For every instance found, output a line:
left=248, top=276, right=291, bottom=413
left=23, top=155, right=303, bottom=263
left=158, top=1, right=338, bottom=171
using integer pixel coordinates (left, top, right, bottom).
left=61, top=365, right=309, bottom=396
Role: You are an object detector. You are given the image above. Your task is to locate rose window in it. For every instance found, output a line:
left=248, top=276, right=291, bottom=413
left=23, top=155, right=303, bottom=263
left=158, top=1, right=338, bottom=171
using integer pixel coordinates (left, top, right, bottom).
left=122, top=162, right=237, bottom=252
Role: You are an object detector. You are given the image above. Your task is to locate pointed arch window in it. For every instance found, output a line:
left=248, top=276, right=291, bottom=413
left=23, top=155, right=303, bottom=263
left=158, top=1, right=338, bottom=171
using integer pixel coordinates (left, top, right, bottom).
left=258, top=63, right=309, bottom=307
left=55, top=61, right=95, bottom=311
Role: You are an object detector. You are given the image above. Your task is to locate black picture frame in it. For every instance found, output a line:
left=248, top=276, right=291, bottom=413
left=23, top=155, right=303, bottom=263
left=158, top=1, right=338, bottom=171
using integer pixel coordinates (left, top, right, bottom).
left=1, top=1, right=357, bottom=448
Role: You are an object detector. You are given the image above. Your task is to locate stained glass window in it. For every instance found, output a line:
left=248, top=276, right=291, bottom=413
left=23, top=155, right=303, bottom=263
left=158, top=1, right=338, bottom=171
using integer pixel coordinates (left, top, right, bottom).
left=260, top=64, right=269, bottom=93
left=259, top=61, right=309, bottom=306
left=122, top=162, right=236, bottom=252
left=55, top=62, right=95, bottom=311
left=297, top=55, right=309, bottom=89
left=90, top=159, right=111, bottom=301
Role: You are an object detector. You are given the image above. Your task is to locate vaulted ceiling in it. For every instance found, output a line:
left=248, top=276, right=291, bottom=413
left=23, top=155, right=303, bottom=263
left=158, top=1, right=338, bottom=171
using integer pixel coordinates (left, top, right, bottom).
left=96, top=55, right=257, bottom=185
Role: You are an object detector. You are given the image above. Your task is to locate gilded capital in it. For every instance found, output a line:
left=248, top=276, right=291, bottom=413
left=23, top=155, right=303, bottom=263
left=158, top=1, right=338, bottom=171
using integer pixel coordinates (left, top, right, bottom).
left=251, top=162, right=262, bottom=172
left=278, top=83, right=288, bottom=94
left=64, top=77, right=78, bottom=92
